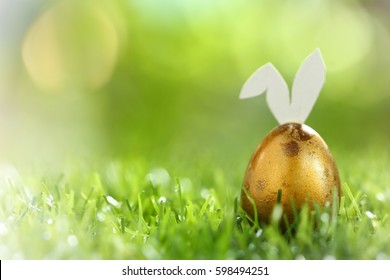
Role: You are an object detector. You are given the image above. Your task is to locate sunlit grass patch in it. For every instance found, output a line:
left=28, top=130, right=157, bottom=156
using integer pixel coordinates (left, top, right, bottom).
left=0, top=153, right=389, bottom=260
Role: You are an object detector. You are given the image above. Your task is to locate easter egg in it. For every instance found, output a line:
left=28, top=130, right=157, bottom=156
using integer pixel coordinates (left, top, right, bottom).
left=241, top=123, right=341, bottom=224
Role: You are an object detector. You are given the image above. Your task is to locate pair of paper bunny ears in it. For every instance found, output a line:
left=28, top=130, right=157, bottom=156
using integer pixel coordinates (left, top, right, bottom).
left=240, top=49, right=325, bottom=125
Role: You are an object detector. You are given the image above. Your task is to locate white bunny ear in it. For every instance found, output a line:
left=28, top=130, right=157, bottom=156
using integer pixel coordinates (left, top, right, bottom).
left=239, top=63, right=274, bottom=99
left=290, top=49, right=326, bottom=123
left=240, top=63, right=290, bottom=124
left=240, top=49, right=326, bottom=125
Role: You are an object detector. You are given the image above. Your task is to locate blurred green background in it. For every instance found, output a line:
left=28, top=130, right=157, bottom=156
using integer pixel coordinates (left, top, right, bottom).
left=1, top=0, right=390, bottom=174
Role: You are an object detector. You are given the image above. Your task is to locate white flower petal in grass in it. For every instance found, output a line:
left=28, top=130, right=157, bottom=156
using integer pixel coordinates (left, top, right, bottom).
left=67, top=235, right=79, bottom=247
left=157, top=196, right=167, bottom=204
left=177, top=177, right=192, bottom=194
left=375, top=193, right=385, bottom=202
left=365, top=211, right=377, bottom=220
left=102, top=205, right=111, bottom=213
left=106, top=195, right=119, bottom=207
left=255, top=229, right=263, bottom=238
left=7, top=215, right=15, bottom=222
left=46, top=195, right=54, bottom=207
left=200, top=188, right=210, bottom=199
left=0, top=223, right=9, bottom=236
left=248, top=243, right=256, bottom=251
left=271, top=204, right=283, bottom=224
left=146, top=168, right=170, bottom=188
left=97, top=212, right=105, bottom=222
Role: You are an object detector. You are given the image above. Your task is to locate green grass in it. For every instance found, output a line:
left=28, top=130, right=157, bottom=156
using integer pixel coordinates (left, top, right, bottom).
left=1, top=150, right=390, bottom=260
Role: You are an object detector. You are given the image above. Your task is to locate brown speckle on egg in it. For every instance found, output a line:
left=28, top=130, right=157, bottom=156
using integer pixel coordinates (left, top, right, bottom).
left=283, top=141, right=299, bottom=157
left=241, top=123, right=341, bottom=226
left=256, top=179, right=266, bottom=190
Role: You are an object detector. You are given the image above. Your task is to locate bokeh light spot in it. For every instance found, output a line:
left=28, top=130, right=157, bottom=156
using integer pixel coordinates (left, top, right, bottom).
left=22, top=1, right=120, bottom=93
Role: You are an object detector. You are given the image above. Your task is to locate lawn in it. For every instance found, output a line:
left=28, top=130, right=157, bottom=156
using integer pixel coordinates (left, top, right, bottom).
left=1, top=145, right=389, bottom=260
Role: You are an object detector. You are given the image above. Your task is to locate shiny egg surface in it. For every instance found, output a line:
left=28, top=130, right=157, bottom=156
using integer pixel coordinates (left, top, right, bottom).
left=241, top=123, right=341, bottom=224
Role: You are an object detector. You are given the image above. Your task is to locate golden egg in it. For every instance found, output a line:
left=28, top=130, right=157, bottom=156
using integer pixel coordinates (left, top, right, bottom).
left=241, top=123, right=341, bottom=225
